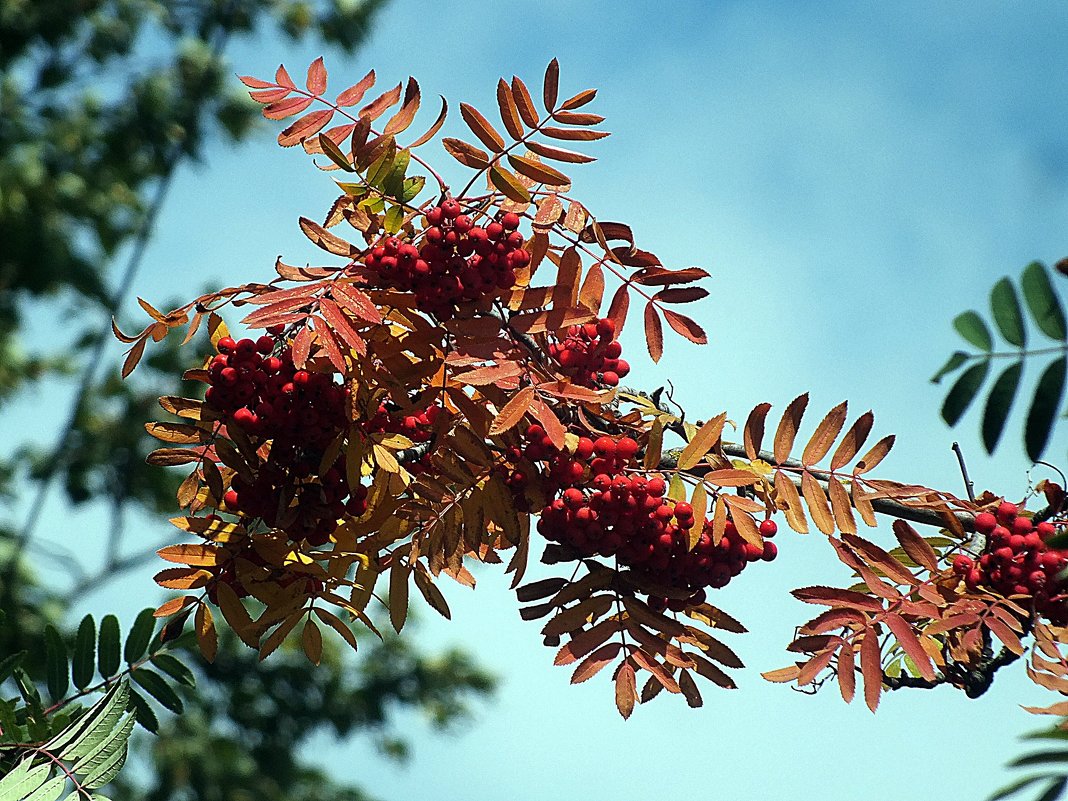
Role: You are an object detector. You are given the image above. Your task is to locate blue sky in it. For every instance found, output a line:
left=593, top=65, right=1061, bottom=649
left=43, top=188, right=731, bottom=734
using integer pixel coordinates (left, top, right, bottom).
left=6, top=2, right=1068, bottom=799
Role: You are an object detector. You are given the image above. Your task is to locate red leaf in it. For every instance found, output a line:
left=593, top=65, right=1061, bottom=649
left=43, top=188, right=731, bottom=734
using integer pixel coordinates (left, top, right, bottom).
left=792, top=586, right=884, bottom=612
left=275, top=64, right=296, bottom=88
left=442, top=138, right=490, bottom=169
left=644, top=302, right=663, bottom=363
left=606, top=283, right=630, bottom=336
left=277, top=109, right=335, bottom=147
left=662, top=309, right=707, bottom=344
left=249, top=87, right=291, bottom=104
left=409, top=95, right=448, bottom=148
left=525, top=140, right=596, bottom=164
left=541, top=126, right=610, bottom=141
left=306, top=56, right=327, bottom=95
left=263, top=95, right=315, bottom=121
left=359, top=82, right=402, bottom=122
left=571, top=642, right=622, bottom=684
left=859, top=628, right=882, bottom=712
left=331, top=282, right=382, bottom=324
left=654, top=287, right=709, bottom=304
left=460, top=102, right=505, bottom=152
left=884, top=613, right=935, bottom=680
left=239, top=75, right=275, bottom=88
left=336, top=70, right=376, bottom=106
left=384, top=77, right=421, bottom=135
left=317, top=298, right=367, bottom=357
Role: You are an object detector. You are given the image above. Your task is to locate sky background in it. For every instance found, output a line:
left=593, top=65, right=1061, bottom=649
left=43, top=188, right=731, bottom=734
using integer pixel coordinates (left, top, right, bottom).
left=6, top=1, right=1068, bottom=800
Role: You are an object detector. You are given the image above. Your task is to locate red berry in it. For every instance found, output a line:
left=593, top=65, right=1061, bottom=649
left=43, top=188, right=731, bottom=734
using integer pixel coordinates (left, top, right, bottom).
left=997, top=501, right=1018, bottom=523
left=759, top=519, right=778, bottom=538
left=1012, top=516, right=1034, bottom=535
left=440, top=199, right=461, bottom=219
left=952, top=555, right=974, bottom=574
left=761, top=541, right=778, bottom=562
left=974, top=512, right=998, bottom=534
left=595, top=318, right=615, bottom=339
left=615, top=437, right=639, bottom=460
left=501, top=212, right=521, bottom=230
left=593, top=436, right=616, bottom=456
left=575, top=437, right=594, bottom=460
left=217, top=336, right=237, bottom=354
left=646, top=477, right=666, bottom=497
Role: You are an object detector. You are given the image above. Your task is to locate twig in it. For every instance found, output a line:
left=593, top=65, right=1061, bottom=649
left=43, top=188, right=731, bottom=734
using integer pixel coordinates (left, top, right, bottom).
left=952, top=442, right=976, bottom=503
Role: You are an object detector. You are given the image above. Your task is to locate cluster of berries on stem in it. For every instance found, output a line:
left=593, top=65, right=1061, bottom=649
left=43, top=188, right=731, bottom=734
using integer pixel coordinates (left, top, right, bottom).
left=548, top=318, right=630, bottom=388
left=363, top=200, right=529, bottom=320
left=952, top=501, right=1067, bottom=622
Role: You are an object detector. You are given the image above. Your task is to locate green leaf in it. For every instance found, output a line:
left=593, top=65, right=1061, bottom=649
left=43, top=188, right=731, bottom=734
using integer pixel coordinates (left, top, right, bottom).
left=0, top=761, right=52, bottom=801
left=954, top=310, right=993, bottom=351
left=991, top=277, right=1027, bottom=348
left=47, top=678, right=129, bottom=759
left=931, top=351, right=970, bottom=384
left=71, top=713, right=135, bottom=789
left=382, top=147, right=411, bottom=197
left=400, top=175, right=426, bottom=203
left=0, top=650, right=26, bottom=685
left=382, top=204, right=405, bottom=234
left=14, top=668, right=42, bottom=710
left=72, top=616, right=96, bottom=691
left=982, top=360, right=1023, bottom=454
left=44, top=626, right=69, bottom=702
left=23, top=774, right=65, bottom=801
left=988, top=774, right=1062, bottom=801
left=130, top=669, right=183, bottom=714
left=1037, top=777, right=1068, bottom=801
left=1022, top=261, right=1067, bottom=341
left=149, top=653, right=195, bottom=688
left=941, top=359, right=990, bottom=426
left=1011, top=751, right=1068, bottom=768
left=127, top=689, right=158, bottom=735
left=123, top=609, right=156, bottom=664
left=97, top=616, right=120, bottom=678
left=366, top=143, right=397, bottom=190
left=1026, top=356, right=1067, bottom=461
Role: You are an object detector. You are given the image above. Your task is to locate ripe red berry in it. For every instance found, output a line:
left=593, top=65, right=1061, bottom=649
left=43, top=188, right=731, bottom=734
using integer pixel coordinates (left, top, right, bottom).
left=615, top=437, right=638, bottom=460
left=997, top=501, right=1018, bottom=523
left=759, top=519, right=778, bottom=538
left=952, top=554, right=974, bottom=574
left=593, top=436, right=616, bottom=456
left=501, top=212, right=521, bottom=230
left=440, top=199, right=461, bottom=218
left=761, top=541, right=778, bottom=562
left=974, top=511, right=998, bottom=534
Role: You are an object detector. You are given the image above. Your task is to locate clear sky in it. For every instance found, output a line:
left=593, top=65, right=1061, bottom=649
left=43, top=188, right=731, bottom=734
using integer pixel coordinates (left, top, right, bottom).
left=6, top=2, right=1068, bottom=800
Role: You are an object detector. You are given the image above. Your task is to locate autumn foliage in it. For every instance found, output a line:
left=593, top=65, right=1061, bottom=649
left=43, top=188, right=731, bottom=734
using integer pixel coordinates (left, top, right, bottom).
left=118, top=57, right=1068, bottom=718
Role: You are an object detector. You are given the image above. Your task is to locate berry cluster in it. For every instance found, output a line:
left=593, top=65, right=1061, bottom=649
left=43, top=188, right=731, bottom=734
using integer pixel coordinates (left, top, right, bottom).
left=524, top=427, right=778, bottom=611
left=364, top=400, right=443, bottom=476
left=204, top=334, right=364, bottom=545
left=363, top=201, right=529, bottom=319
left=952, top=502, right=1067, bottom=621
left=548, top=318, right=631, bottom=388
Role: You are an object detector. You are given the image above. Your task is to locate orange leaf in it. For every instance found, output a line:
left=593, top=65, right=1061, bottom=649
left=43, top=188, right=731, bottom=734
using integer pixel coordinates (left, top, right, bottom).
left=677, top=413, right=727, bottom=470
left=743, top=402, right=772, bottom=460
left=578, top=263, right=605, bottom=313
left=829, top=411, right=874, bottom=471
left=892, top=520, right=939, bottom=573
left=389, top=558, right=409, bottom=633
left=773, top=393, right=809, bottom=464
left=552, top=247, right=581, bottom=310
left=384, top=77, right=420, bottom=135
left=358, top=82, right=402, bottom=122
left=153, top=595, right=196, bottom=618
left=262, top=95, right=314, bottom=120
left=854, top=434, right=895, bottom=475
left=859, top=628, right=882, bottom=712
left=121, top=337, right=147, bottom=379
left=802, top=400, right=848, bottom=466
left=306, top=56, right=327, bottom=94
left=827, top=476, right=857, bottom=535
left=275, top=64, right=296, bottom=89
left=489, top=385, right=536, bottom=436
left=702, top=469, right=760, bottom=488
left=560, top=88, right=598, bottom=110
left=511, top=76, right=539, bottom=127
left=644, top=302, right=663, bottom=362
left=761, top=665, right=801, bottom=683
left=530, top=398, right=567, bottom=450
left=157, top=544, right=221, bottom=567
left=606, top=283, right=629, bottom=336
left=801, top=471, right=835, bottom=535
left=299, top=216, right=356, bottom=256
left=884, top=613, right=935, bottom=680
left=775, top=470, right=808, bottom=533
left=541, top=127, right=610, bottom=141
left=553, top=110, right=605, bottom=125
left=317, top=298, right=366, bottom=357
left=196, top=603, right=218, bottom=662
left=331, top=282, right=382, bottom=324
left=837, top=640, right=856, bottom=703
left=614, top=661, right=637, bottom=719
left=409, top=95, right=448, bottom=148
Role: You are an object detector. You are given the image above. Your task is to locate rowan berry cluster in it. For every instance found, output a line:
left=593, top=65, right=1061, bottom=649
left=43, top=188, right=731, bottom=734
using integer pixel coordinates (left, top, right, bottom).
left=525, top=426, right=778, bottom=610
left=952, top=501, right=1067, bottom=621
left=548, top=318, right=631, bottom=387
left=363, top=200, right=529, bottom=319
left=205, top=334, right=364, bottom=545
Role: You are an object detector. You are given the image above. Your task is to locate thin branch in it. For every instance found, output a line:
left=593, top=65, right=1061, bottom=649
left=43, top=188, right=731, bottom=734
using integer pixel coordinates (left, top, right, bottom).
left=953, top=441, right=976, bottom=503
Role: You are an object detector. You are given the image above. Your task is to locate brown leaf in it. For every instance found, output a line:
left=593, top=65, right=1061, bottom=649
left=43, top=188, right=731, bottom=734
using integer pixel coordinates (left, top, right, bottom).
left=331, top=282, right=383, bottom=324
left=653, top=287, right=709, bottom=304
left=702, top=469, right=761, bottom=488
left=509, top=306, right=594, bottom=334
left=802, top=401, right=848, bottom=466
left=389, top=558, right=409, bottom=633
left=644, top=302, right=663, bottom=363
left=301, top=620, right=323, bottom=665
left=489, top=385, right=536, bottom=436
left=299, top=216, right=356, bottom=256
left=459, top=102, right=505, bottom=152
left=578, top=264, right=605, bottom=313
left=571, top=642, right=622, bottom=684
left=854, top=434, right=895, bottom=475
left=146, top=447, right=200, bottom=467
left=774, top=393, right=809, bottom=464
left=489, top=163, right=532, bottom=203
left=145, top=421, right=208, bottom=444
left=774, top=470, right=809, bottom=533
left=830, top=411, right=874, bottom=471
left=985, top=616, right=1025, bottom=655
left=761, top=665, right=801, bottom=683
left=541, top=127, right=610, bottom=141
left=677, top=413, right=727, bottom=471
left=413, top=568, right=451, bottom=619
left=892, top=520, right=939, bottom=573
left=510, top=76, right=539, bottom=127
left=496, top=78, right=524, bottom=140
left=792, top=586, right=884, bottom=612
left=606, top=283, right=630, bottom=336
left=743, top=402, right=772, bottom=461
left=552, top=110, right=605, bottom=125
left=543, top=58, right=560, bottom=111
left=662, top=309, right=707, bottom=344
left=508, top=154, right=570, bottom=186
left=335, top=69, right=376, bottom=106
left=215, top=581, right=259, bottom=648
left=552, top=247, right=581, bottom=310
left=560, top=88, right=598, bottom=110
left=801, top=472, right=835, bottom=535
left=122, top=337, right=147, bottom=379
left=314, top=608, right=359, bottom=653
left=614, top=661, right=638, bottom=718
left=631, top=649, right=681, bottom=693
left=525, top=140, right=596, bottom=164
left=859, top=628, right=882, bottom=712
